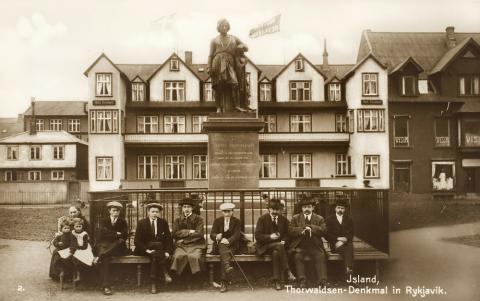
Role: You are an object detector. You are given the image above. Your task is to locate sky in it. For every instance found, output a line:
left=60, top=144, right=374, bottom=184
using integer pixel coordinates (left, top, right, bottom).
left=0, top=0, right=479, bottom=117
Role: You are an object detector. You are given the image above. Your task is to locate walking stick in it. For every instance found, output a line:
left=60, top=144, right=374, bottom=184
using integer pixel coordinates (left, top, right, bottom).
left=227, top=247, right=254, bottom=291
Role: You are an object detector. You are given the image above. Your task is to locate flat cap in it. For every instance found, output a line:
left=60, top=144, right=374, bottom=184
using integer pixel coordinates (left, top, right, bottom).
left=106, top=201, right=123, bottom=209
left=145, top=202, right=163, bottom=210
left=219, top=203, right=235, bottom=211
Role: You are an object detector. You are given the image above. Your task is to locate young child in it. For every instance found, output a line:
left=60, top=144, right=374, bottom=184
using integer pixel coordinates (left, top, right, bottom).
left=49, top=220, right=74, bottom=285
left=70, top=218, right=94, bottom=284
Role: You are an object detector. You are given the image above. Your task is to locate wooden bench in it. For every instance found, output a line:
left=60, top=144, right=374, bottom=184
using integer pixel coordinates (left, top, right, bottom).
left=111, top=237, right=387, bottom=286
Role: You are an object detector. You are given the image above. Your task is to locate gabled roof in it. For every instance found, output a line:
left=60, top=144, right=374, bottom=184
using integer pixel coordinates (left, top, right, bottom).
left=389, top=56, right=424, bottom=74
left=147, top=53, right=202, bottom=81
left=430, top=37, right=480, bottom=74
left=0, top=131, right=88, bottom=145
left=343, top=52, right=387, bottom=79
left=257, top=65, right=283, bottom=81
left=272, top=53, right=327, bottom=80
left=317, top=64, right=355, bottom=83
left=189, top=64, right=209, bottom=81
left=116, top=64, right=161, bottom=81
left=359, top=31, right=480, bottom=73
left=23, top=101, right=88, bottom=116
left=83, top=53, right=123, bottom=77
left=0, top=117, right=23, bottom=139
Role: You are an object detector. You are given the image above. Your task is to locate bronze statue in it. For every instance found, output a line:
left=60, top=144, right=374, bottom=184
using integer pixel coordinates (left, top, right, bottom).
left=208, top=19, right=251, bottom=113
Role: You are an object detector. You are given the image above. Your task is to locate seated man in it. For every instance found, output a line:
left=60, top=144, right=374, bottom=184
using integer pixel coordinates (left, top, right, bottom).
left=134, top=202, right=173, bottom=294
left=289, top=196, right=328, bottom=288
left=93, top=201, right=129, bottom=296
left=210, top=202, right=241, bottom=293
left=326, top=198, right=354, bottom=282
left=171, top=197, right=206, bottom=282
left=255, top=198, right=295, bottom=290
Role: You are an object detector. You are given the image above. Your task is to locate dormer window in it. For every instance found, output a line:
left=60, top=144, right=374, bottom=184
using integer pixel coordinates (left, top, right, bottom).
left=295, top=58, right=304, bottom=71
left=418, top=80, right=429, bottom=94
left=170, top=59, right=179, bottom=71
left=401, top=75, right=416, bottom=96
left=459, top=74, right=480, bottom=96
left=132, top=83, right=145, bottom=102
left=204, top=81, right=213, bottom=102
left=96, top=73, right=112, bottom=97
left=260, top=83, right=272, bottom=102
left=328, top=83, right=341, bottom=101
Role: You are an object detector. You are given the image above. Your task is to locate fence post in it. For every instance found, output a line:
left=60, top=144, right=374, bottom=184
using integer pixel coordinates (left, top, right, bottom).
left=239, top=191, right=245, bottom=232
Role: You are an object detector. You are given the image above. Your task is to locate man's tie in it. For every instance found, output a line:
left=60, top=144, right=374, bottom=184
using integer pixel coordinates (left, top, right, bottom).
left=151, top=220, right=156, bottom=236
left=272, top=216, right=279, bottom=232
left=305, top=215, right=311, bottom=225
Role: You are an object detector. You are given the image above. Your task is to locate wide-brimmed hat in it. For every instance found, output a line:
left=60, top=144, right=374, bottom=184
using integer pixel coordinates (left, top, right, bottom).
left=334, top=198, right=349, bottom=207
left=298, top=195, right=315, bottom=207
left=179, top=197, right=197, bottom=207
left=106, top=201, right=123, bottom=209
left=219, top=202, right=235, bottom=211
left=267, top=198, right=282, bottom=210
left=145, top=202, right=163, bottom=210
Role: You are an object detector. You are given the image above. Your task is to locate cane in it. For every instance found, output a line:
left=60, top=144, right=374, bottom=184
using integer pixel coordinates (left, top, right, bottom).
left=216, top=239, right=254, bottom=291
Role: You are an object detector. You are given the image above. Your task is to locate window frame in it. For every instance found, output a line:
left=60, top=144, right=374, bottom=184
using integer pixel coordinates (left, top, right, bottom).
left=170, top=59, right=180, bottom=71
left=164, top=115, right=186, bottom=133
left=164, top=155, right=186, bottom=179
left=4, top=170, right=16, bottom=182
left=392, top=162, right=411, bottom=193
left=335, top=113, right=347, bottom=133
left=289, top=114, right=312, bottom=133
left=132, top=82, right=146, bottom=102
left=260, top=154, right=277, bottom=178
left=192, top=115, right=208, bottom=133
left=28, top=170, right=41, bottom=181
left=290, top=153, right=312, bottom=179
left=137, top=155, right=159, bottom=180
left=260, top=114, right=277, bottom=133
left=393, top=115, right=410, bottom=147
left=30, top=145, right=41, bottom=160
left=295, top=58, right=304, bottom=71
left=49, top=119, right=63, bottom=131
left=335, top=153, right=352, bottom=176
left=67, top=119, right=81, bottom=132
left=401, top=75, right=417, bottom=96
left=458, top=74, right=480, bottom=96
left=96, top=156, right=113, bottom=181
left=364, top=155, right=380, bottom=179
left=259, top=82, right=272, bottom=102
left=357, top=109, right=385, bottom=132
left=89, top=110, right=119, bottom=134
left=7, top=145, right=19, bottom=160
left=51, top=170, right=65, bottom=181
left=192, top=154, right=208, bottom=179
left=53, top=145, right=65, bottom=160
left=362, top=73, right=379, bottom=96
left=204, top=81, right=213, bottom=102
left=95, top=73, right=113, bottom=97
left=289, top=81, right=311, bottom=101
left=164, top=81, right=186, bottom=102
left=137, top=115, right=159, bottom=134
left=35, top=119, right=45, bottom=131
left=329, top=83, right=342, bottom=101
left=433, top=118, right=451, bottom=147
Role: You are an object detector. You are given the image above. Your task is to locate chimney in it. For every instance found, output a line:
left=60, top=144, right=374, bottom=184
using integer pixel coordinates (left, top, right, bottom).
left=446, top=26, right=456, bottom=49
left=184, top=51, right=193, bottom=65
left=322, top=38, right=329, bottom=70
left=29, top=97, right=36, bottom=135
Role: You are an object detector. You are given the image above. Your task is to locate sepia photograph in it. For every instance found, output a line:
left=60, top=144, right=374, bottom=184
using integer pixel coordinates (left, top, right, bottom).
left=0, top=0, right=479, bottom=300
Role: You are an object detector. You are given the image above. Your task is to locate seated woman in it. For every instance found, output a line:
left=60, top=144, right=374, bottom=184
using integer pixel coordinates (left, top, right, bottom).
left=49, top=220, right=74, bottom=286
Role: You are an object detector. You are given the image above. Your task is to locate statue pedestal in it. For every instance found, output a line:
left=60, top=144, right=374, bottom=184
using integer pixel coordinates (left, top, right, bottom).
left=203, top=113, right=264, bottom=190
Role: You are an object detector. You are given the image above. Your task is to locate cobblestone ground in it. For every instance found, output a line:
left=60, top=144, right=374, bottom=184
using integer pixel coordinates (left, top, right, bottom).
left=1, top=222, right=479, bottom=301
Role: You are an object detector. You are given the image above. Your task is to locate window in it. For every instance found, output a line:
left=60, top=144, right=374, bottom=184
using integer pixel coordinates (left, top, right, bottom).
left=96, top=73, right=112, bottom=96
left=165, top=155, right=185, bottom=179
left=137, top=116, right=158, bottom=133
left=432, top=161, right=455, bottom=191
left=295, top=58, right=304, bottom=71
left=35, top=119, right=45, bottom=131
left=51, top=170, right=64, bottom=181
left=132, top=83, right=145, bottom=102
left=53, top=145, right=65, bottom=160
left=170, top=59, right=179, bottom=71
left=291, top=154, right=311, bottom=178
left=393, top=116, right=410, bottom=147
left=393, top=162, right=411, bottom=192
left=90, top=110, right=119, bottom=133
left=30, top=145, right=41, bottom=160
left=96, top=157, right=113, bottom=180
left=4, top=170, right=17, bottom=181
left=192, top=115, right=208, bottom=133
left=329, top=83, right=341, bottom=101
left=459, top=74, right=480, bottom=96
left=165, top=81, right=185, bottom=102
left=204, top=82, right=213, bottom=102
left=347, top=110, right=354, bottom=133
left=193, top=155, right=208, bottom=179
left=260, top=154, right=277, bottom=178
left=362, top=73, right=378, bottom=96
left=7, top=145, right=18, bottom=160
left=67, top=119, right=80, bottom=132
left=261, top=115, right=276, bottom=133
left=357, top=109, right=385, bottom=132
left=290, top=114, right=311, bottom=132
left=28, top=170, right=41, bottom=181
left=138, top=155, right=158, bottom=179
left=462, top=119, right=480, bottom=147
left=418, top=80, right=429, bottom=94
left=336, top=154, right=352, bottom=176
left=290, top=81, right=311, bottom=101
left=401, top=75, right=416, bottom=96
left=49, top=119, right=62, bottom=131
left=335, top=114, right=347, bottom=133
left=434, top=118, right=450, bottom=147
left=164, top=115, right=185, bottom=133
left=260, top=83, right=272, bottom=102
left=364, top=155, right=380, bottom=178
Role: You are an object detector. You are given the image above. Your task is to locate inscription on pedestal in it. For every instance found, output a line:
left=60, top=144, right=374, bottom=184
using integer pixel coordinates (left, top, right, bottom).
left=208, top=132, right=259, bottom=189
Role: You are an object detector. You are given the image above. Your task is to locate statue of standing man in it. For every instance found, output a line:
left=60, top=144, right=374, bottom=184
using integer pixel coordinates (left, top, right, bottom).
left=208, top=18, right=252, bottom=113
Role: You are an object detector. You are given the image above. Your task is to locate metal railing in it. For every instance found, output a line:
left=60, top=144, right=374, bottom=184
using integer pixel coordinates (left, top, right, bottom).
left=89, top=188, right=389, bottom=254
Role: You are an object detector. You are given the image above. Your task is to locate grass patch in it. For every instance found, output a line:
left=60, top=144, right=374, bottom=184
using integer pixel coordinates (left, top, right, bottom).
left=0, top=206, right=90, bottom=241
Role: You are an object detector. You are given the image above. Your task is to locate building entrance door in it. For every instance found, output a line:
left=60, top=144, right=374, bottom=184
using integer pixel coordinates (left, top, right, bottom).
left=465, top=168, right=476, bottom=193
